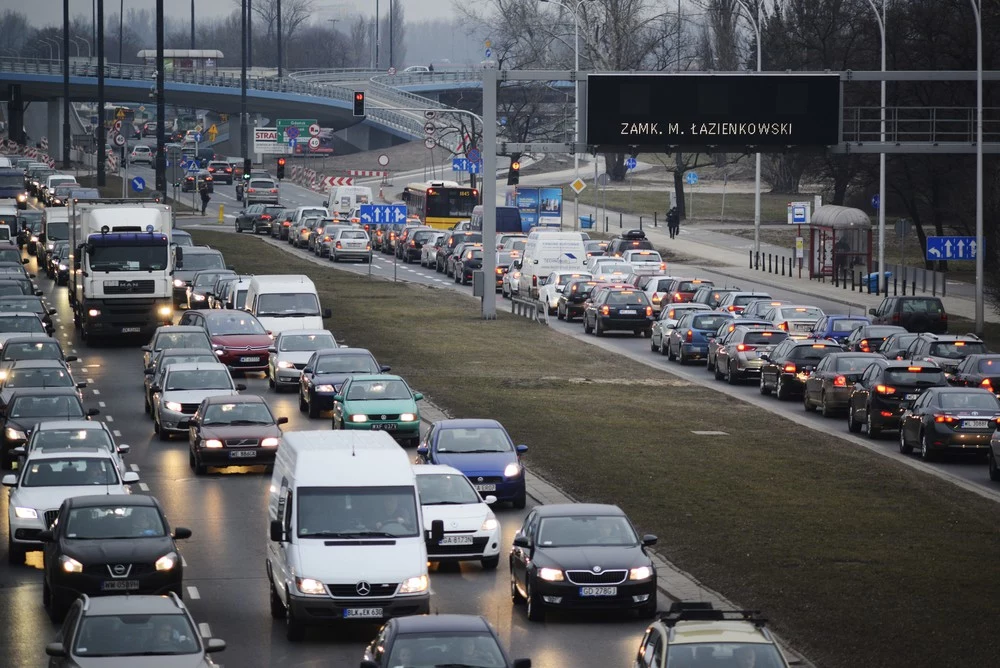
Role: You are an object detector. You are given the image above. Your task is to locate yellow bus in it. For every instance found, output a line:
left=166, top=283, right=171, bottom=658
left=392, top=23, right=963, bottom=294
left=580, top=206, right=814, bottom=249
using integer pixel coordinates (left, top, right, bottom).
left=401, top=180, right=479, bottom=229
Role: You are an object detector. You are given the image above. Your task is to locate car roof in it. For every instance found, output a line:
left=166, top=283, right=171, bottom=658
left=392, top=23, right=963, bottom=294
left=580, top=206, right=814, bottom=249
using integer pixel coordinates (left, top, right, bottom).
left=181, top=246, right=223, bottom=255
left=277, top=329, right=333, bottom=338
left=670, top=620, right=774, bottom=645
left=1, top=334, right=56, bottom=343
left=201, top=394, right=265, bottom=405
left=164, top=362, right=230, bottom=372
left=156, top=348, right=216, bottom=357
left=82, top=594, right=187, bottom=616
left=346, top=374, right=403, bottom=383
left=315, top=347, right=372, bottom=357
left=27, top=447, right=110, bottom=461
left=435, top=418, right=504, bottom=431
left=69, top=493, right=155, bottom=508
left=533, top=503, right=625, bottom=518
left=9, top=359, right=66, bottom=368
left=392, top=613, right=491, bottom=633
left=924, top=386, right=995, bottom=394
left=7, top=387, right=80, bottom=399
left=34, top=420, right=103, bottom=431
left=155, top=325, right=206, bottom=334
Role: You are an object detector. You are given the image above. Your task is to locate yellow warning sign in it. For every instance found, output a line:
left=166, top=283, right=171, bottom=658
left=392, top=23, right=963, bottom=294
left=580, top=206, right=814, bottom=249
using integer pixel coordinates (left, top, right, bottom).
left=115, top=108, right=126, bottom=120
left=207, top=124, right=218, bottom=141
left=570, top=178, right=587, bottom=194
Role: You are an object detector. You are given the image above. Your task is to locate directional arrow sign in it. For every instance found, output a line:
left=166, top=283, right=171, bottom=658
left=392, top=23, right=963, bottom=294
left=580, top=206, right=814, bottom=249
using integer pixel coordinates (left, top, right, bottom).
left=131, top=176, right=146, bottom=192
left=359, top=204, right=375, bottom=224
left=926, top=236, right=978, bottom=261
left=452, top=157, right=468, bottom=172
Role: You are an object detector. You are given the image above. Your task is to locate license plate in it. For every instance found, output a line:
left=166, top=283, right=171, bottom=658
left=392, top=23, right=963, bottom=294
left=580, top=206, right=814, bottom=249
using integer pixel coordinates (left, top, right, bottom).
left=121, top=327, right=141, bottom=333
left=239, top=356, right=260, bottom=363
left=618, top=309, right=637, bottom=315
left=343, top=608, right=383, bottom=619
left=101, top=580, right=139, bottom=592
left=371, top=423, right=396, bottom=430
left=474, top=484, right=497, bottom=492
left=963, top=420, right=989, bottom=429
left=905, top=394, right=918, bottom=400
left=230, top=450, right=257, bottom=458
left=579, top=586, right=617, bottom=597
left=439, top=535, right=474, bottom=546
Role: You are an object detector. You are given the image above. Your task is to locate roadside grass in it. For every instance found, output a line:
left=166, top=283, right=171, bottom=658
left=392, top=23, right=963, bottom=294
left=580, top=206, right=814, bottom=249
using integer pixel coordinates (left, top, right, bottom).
left=553, top=188, right=802, bottom=224
left=192, top=229, right=1000, bottom=668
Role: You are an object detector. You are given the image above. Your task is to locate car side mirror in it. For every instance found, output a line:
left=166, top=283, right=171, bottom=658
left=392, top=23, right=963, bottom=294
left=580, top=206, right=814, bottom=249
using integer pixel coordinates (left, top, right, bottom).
left=513, top=660, right=532, bottom=668
left=123, top=472, right=140, bottom=484
left=868, top=308, right=877, bottom=316
left=143, top=366, right=156, bottom=375
left=413, top=392, right=423, bottom=401
left=227, top=265, right=235, bottom=270
left=516, top=444, right=528, bottom=454
left=642, top=534, right=658, bottom=547
left=483, top=495, right=497, bottom=505
left=512, top=534, right=531, bottom=549
left=235, top=384, right=247, bottom=391
left=21, top=258, right=28, bottom=264
left=141, top=345, right=152, bottom=352
left=430, top=518, right=444, bottom=543
left=86, top=408, right=100, bottom=416
left=331, top=394, right=343, bottom=402
left=76, top=380, right=89, bottom=389
left=416, top=444, right=428, bottom=457
left=65, top=355, right=78, bottom=362
left=276, top=416, right=289, bottom=425
left=44, top=642, right=67, bottom=658
left=267, top=346, right=277, bottom=354
left=48, top=308, right=57, bottom=315
left=205, top=638, right=226, bottom=654
left=11, top=446, right=25, bottom=456
left=269, top=519, right=286, bottom=542
left=34, top=290, right=42, bottom=296
left=1, top=474, right=16, bottom=486
left=173, top=527, right=193, bottom=540
left=322, top=308, right=332, bottom=319
left=379, top=365, right=391, bottom=373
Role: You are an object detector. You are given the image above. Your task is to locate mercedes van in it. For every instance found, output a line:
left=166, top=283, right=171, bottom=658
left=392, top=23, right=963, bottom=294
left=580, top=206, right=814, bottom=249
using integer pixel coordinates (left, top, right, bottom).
left=324, top=185, right=373, bottom=216
left=516, top=230, right=588, bottom=299
left=266, top=431, right=437, bottom=640
left=244, top=275, right=331, bottom=334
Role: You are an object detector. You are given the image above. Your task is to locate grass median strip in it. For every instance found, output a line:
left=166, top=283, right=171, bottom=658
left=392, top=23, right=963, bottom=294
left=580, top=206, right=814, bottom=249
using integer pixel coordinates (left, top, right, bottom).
left=192, top=230, right=1000, bottom=668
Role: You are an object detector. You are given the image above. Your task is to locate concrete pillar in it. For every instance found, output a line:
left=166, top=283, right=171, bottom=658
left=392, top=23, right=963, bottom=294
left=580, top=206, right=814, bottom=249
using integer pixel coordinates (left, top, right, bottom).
left=47, top=98, right=64, bottom=153
left=6, top=85, right=25, bottom=144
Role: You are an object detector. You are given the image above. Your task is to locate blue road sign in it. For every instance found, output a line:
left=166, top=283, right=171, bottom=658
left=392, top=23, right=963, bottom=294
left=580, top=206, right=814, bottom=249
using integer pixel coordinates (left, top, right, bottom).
left=871, top=194, right=880, bottom=210
left=685, top=172, right=698, bottom=185
left=485, top=48, right=492, bottom=58
left=179, top=159, right=192, bottom=170
left=286, top=126, right=300, bottom=139
left=499, top=116, right=507, bottom=126
left=359, top=204, right=408, bottom=225
left=468, top=161, right=482, bottom=174
left=625, top=157, right=637, bottom=170
left=131, top=176, right=145, bottom=193
left=194, top=132, right=202, bottom=143
left=452, top=157, right=468, bottom=172
left=926, top=236, right=978, bottom=261
left=791, top=205, right=807, bottom=224
left=289, top=138, right=298, bottom=150
left=467, top=148, right=481, bottom=163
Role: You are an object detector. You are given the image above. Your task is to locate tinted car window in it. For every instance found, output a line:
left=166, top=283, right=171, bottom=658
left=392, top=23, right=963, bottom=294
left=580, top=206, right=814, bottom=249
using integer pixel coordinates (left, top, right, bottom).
left=977, top=359, right=1000, bottom=372
left=885, top=368, right=946, bottom=384
left=744, top=331, right=787, bottom=345
left=832, top=318, right=870, bottom=332
left=930, top=342, right=987, bottom=359
left=606, top=291, right=648, bottom=306
left=787, top=345, right=838, bottom=362
left=901, top=298, right=944, bottom=314
left=691, top=314, right=731, bottom=330
left=938, top=392, right=1000, bottom=410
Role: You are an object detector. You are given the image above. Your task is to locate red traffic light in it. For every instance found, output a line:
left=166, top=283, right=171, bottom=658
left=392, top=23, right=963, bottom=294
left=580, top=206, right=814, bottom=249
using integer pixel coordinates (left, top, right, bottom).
left=511, top=161, right=521, bottom=170
left=355, top=92, right=364, bottom=101
left=278, top=158, right=286, bottom=166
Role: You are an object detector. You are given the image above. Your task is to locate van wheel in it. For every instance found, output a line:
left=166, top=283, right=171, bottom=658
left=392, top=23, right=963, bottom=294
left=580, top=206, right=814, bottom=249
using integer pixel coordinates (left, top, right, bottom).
left=270, top=581, right=287, bottom=619
left=481, top=556, right=500, bottom=570
left=285, top=605, right=305, bottom=641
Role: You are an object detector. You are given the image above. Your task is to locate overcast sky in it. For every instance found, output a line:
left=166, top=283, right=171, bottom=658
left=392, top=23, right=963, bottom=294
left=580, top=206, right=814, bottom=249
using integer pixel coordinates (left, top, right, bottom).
left=2, top=0, right=453, bottom=28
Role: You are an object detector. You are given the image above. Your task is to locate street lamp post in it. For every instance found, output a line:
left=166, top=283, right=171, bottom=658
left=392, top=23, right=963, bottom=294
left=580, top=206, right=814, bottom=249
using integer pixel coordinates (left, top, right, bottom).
left=276, top=0, right=282, bottom=77
left=970, top=0, right=983, bottom=334
left=862, top=0, right=886, bottom=293
left=734, top=0, right=762, bottom=261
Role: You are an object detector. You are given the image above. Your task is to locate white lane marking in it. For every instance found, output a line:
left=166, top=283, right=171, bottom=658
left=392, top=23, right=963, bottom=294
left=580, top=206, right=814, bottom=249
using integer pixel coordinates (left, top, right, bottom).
left=105, top=415, right=114, bottom=422
left=98, top=401, right=106, bottom=407
left=182, top=555, right=188, bottom=568
left=130, top=464, right=140, bottom=472
left=113, top=430, right=121, bottom=437
left=187, top=585, right=201, bottom=599
left=71, top=349, right=77, bottom=353
left=138, top=482, right=150, bottom=491
left=199, top=623, right=212, bottom=638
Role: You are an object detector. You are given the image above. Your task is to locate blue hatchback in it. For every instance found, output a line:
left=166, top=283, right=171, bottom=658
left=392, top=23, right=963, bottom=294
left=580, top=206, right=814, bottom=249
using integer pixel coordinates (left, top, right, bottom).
left=808, top=314, right=872, bottom=344
left=416, top=419, right=528, bottom=509
left=666, top=311, right=736, bottom=364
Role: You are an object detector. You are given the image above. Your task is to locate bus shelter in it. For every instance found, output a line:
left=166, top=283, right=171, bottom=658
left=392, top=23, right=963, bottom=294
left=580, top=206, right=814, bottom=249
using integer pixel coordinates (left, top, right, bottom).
left=808, top=205, right=873, bottom=279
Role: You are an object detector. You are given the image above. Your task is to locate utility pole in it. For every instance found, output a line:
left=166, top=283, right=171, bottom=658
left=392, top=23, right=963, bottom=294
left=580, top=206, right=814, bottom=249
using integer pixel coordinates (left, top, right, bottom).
left=247, top=0, right=253, bottom=69
left=276, top=0, right=282, bottom=77
left=62, top=0, right=71, bottom=169
left=155, top=0, right=166, bottom=195
left=191, top=0, right=195, bottom=50
left=96, top=0, right=106, bottom=187
left=388, top=0, right=393, bottom=69
left=240, top=0, right=248, bottom=158
left=118, top=0, right=123, bottom=64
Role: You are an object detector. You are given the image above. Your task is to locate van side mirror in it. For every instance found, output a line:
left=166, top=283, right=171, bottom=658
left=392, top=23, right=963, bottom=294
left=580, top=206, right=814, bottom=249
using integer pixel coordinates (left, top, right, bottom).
left=323, top=308, right=332, bottom=319
left=429, top=519, right=444, bottom=543
left=277, top=417, right=289, bottom=425
left=868, top=308, right=877, bottom=316
left=269, top=519, right=286, bottom=542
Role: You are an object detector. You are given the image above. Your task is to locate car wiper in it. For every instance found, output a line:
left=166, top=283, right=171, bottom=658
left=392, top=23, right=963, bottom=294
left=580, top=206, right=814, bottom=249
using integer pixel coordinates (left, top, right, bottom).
left=425, top=501, right=468, bottom=505
left=455, top=449, right=506, bottom=454
left=226, top=419, right=271, bottom=425
left=307, top=530, right=396, bottom=538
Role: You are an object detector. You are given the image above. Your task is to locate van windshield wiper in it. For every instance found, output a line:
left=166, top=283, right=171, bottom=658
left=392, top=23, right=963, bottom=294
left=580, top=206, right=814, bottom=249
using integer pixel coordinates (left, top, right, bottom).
left=302, top=531, right=396, bottom=538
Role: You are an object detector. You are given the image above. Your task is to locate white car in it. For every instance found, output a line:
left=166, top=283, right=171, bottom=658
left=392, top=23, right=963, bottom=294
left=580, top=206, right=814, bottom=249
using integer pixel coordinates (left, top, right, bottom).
left=637, top=275, right=679, bottom=314
left=621, top=249, right=666, bottom=275
left=268, top=329, right=338, bottom=391
left=3, top=448, right=139, bottom=563
left=588, top=258, right=633, bottom=283
left=413, top=465, right=501, bottom=569
left=129, top=145, right=153, bottom=164
left=420, top=233, right=446, bottom=267
left=329, top=228, right=372, bottom=263
left=403, top=65, right=431, bottom=73
left=501, top=261, right=523, bottom=299
left=152, top=362, right=245, bottom=440
left=15, top=420, right=130, bottom=477
left=537, top=271, right=593, bottom=315
left=762, top=305, right=826, bottom=337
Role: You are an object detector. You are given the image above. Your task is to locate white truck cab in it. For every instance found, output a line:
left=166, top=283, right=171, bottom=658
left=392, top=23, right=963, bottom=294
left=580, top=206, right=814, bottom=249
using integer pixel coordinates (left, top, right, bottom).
left=244, top=274, right=331, bottom=334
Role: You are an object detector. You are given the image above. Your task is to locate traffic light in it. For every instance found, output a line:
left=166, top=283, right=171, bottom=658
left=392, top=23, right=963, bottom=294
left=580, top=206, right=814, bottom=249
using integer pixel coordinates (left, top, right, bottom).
left=276, top=157, right=286, bottom=180
left=243, top=158, right=252, bottom=180
left=353, top=91, right=366, bottom=117
left=507, top=160, right=521, bottom=186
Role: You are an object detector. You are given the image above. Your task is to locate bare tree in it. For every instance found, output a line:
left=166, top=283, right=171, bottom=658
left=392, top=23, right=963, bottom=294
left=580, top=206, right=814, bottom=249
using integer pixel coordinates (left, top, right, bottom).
left=380, top=0, right=407, bottom=69
left=0, top=10, right=32, bottom=55
left=229, top=0, right=315, bottom=66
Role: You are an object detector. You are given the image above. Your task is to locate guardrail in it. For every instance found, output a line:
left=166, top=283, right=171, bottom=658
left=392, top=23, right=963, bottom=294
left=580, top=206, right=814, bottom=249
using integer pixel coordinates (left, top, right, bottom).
left=510, top=296, right=547, bottom=325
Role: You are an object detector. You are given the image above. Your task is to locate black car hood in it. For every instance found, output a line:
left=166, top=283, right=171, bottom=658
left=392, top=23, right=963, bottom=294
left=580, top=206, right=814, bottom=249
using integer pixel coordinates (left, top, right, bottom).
left=534, top=545, right=649, bottom=571
left=311, top=372, right=353, bottom=388
left=63, top=535, right=175, bottom=564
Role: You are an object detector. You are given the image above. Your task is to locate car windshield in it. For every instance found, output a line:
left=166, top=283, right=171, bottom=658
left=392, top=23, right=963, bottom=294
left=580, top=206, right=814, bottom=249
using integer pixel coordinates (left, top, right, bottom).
left=65, top=505, right=166, bottom=539
left=9, top=395, right=83, bottom=418
left=172, top=232, right=193, bottom=247
left=885, top=368, right=946, bottom=384
left=256, top=293, right=321, bottom=317
left=0, top=298, right=43, bottom=313
left=831, top=318, right=869, bottom=332
left=45, top=222, right=70, bottom=241
left=537, top=515, right=638, bottom=547
left=21, top=457, right=117, bottom=487
left=0, top=282, right=30, bottom=296
left=629, top=251, right=662, bottom=262
left=297, top=486, right=419, bottom=538
left=677, top=281, right=709, bottom=292
left=691, top=314, right=731, bottom=331
left=202, top=402, right=273, bottom=425
left=72, top=613, right=200, bottom=657
left=165, top=369, right=232, bottom=391
left=832, top=356, right=875, bottom=372
left=782, top=306, right=824, bottom=319
left=249, top=179, right=274, bottom=189
left=194, top=272, right=230, bottom=287
left=2, top=341, right=62, bottom=360
left=416, top=473, right=482, bottom=505
left=5, top=367, right=73, bottom=388
left=901, top=298, right=944, bottom=314
left=665, top=642, right=788, bottom=667
left=33, top=428, right=111, bottom=450
left=207, top=314, right=266, bottom=336
left=743, top=331, right=785, bottom=345
left=339, top=230, right=368, bottom=240
left=315, top=354, right=378, bottom=374
left=159, top=354, right=217, bottom=370
left=154, top=331, right=211, bottom=351
left=181, top=253, right=225, bottom=270
left=280, top=333, right=336, bottom=352
left=0, top=316, right=44, bottom=333
left=387, top=633, right=507, bottom=667
left=346, top=379, right=411, bottom=400
left=435, top=427, right=512, bottom=454
left=930, top=341, right=987, bottom=359
left=788, top=345, right=838, bottom=362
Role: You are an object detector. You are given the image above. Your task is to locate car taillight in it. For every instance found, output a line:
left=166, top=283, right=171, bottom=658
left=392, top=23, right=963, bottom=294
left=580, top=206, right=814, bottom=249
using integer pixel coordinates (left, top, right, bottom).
left=335, top=241, right=342, bottom=249
left=410, top=240, right=416, bottom=247
left=940, top=312, right=948, bottom=322
left=652, top=293, right=661, bottom=304
left=601, top=305, right=609, bottom=315
left=934, top=415, right=956, bottom=423
left=645, top=306, right=652, bottom=316
left=532, top=276, right=537, bottom=286
left=736, top=344, right=755, bottom=352
left=833, top=375, right=847, bottom=387
left=248, top=188, right=256, bottom=192
left=875, top=384, right=896, bottom=395
left=270, top=189, right=277, bottom=193
left=674, top=293, right=683, bottom=301
left=686, top=330, right=693, bottom=343
left=225, top=168, right=232, bottom=172
left=779, top=322, right=788, bottom=331
left=783, top=363, right=796, bottom=372
left=727, top=305, right=736, bottom=311
left=981, top=378, right=992, bottom=388
left=261, top=215, right=272, bottom=220
left=283, top=221, right=291, bottom=226
left=859, top=339, right=870, bottom=352
left=496, top=268, right=503, bottom=274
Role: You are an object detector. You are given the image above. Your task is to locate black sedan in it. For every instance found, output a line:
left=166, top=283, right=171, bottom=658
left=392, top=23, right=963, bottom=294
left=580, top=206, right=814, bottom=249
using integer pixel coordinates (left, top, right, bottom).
left=361, top=614, right=531, bottom=668
left=898, top=387, right=1000, bottom=460
left=582, top=288, right=654, bottom=337
left=298, top=347, right=389, bottom=418
left=847, top=359, right=949, bottom=438
left=1, top=388, right=98, bottom=470
left=180, top=170, right=213, bottom=193
left=948, top=354, right=1000, bottom=396
left=509, top=503, right=657, bottom=622
left=557, top=279, right=599, bottom=322
left=454, top=247, right=483, bottom=285
left=758, top=339, right=842, bottom=400
left=40, top=494, right=191, bottom=621
left=0, top=295, right=57, bottom=334
left=844, top=324, right=908, bottom=353
left=876, top=332, right=920, bottom=361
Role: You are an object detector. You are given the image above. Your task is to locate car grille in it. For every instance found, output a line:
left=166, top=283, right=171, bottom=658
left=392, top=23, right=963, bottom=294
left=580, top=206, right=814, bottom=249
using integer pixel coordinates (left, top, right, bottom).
left=180, top=403, right=200, bottom=414
left=371, top=414, right=401, bottom=421
left=293, top=363, right=307, bottom=370
left=43, top=510, right=58, bottom=528
left=103, top=280, right=156, bottom=295
left=565, top=569, right=628, bottom=585
left=327, top=582, right=398, bottom=598
left=468, top=475, right=503, bottom=485
left=428, top=536, right=490, bottom=555
left=225, top=438, right=260, bottom=447
left=82, top=563, right=155, bottom=577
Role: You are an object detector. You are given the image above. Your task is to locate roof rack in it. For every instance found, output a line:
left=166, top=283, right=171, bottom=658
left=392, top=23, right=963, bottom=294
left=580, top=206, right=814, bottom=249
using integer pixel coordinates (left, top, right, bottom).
left=658, top=602, right=768, bottom=628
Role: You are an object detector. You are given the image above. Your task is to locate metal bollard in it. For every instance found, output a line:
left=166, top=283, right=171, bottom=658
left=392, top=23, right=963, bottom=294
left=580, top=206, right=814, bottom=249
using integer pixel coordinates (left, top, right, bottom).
left=654, top=212, right=658, bottom=227
left=942, top=272, right=946, bottom=297
left=749, top=250, right=753, bottom=269
left=922, top=268, right=927, bottom=293
left=851, top=270, right=855, bottom=291
left=893, top=274, right=898, bottom=296
left=619, top=213, right=623, bottom=228
left=639, top=216, right=643, bottom=231
left=932, top=271, right=936, bottom=296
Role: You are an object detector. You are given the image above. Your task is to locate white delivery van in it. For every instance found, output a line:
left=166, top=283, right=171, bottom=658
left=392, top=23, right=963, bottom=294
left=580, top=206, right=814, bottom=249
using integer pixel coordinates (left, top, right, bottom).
left=266, top=431, right=436, bottom=640
left=517, top=230, right=588, bottom=299
left=324, top=185, right=373, bottom=216
left=244, top=274, right=331, bottom=333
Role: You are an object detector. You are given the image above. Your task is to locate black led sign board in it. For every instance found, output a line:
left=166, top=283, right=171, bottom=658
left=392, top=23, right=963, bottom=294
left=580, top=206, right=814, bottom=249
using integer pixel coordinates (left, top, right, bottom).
left=586, top=74, right=841, bottom=149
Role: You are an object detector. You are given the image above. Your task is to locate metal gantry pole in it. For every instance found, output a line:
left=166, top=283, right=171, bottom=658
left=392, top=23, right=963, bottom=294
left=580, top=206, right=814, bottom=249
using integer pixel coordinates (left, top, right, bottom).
left=155, top=0, right=166, bottom=195
left=62, top=0, right=71, bottom=169
left=971, top=0, right=983, bottom=333
left=190, top=0, right=195, bottom=49
left=735, top=0, right=762, bottom=257
left=96, top=0, right=106, bottom=187
left=240, top=0, right=248, bottom=158
left=482, top=67, right=498, bottom=320
left=276, top=0, right=283, bottom=77
left=863, top=0, right=887, bottom=293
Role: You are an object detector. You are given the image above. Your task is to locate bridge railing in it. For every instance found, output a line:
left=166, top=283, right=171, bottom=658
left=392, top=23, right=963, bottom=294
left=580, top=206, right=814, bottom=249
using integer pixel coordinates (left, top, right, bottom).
left=841, top=106, right=1000, bottom=144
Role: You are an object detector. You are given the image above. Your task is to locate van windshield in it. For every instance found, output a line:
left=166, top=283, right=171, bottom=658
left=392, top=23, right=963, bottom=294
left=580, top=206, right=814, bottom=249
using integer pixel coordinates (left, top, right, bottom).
left=256, top=293, right=321, bottom=317
left=46, top=222, right=70, bottom=241
left=297, top=486, right=419, bottom=538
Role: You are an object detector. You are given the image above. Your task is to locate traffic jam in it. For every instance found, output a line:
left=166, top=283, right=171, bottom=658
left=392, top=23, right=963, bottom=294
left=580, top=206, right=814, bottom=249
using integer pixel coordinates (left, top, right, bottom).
left=2, top=164, right=999, bottom=666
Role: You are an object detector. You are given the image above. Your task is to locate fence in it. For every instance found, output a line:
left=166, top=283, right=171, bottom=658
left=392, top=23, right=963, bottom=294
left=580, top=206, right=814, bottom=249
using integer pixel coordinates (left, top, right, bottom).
left=510, top=296, right=547, bottom=324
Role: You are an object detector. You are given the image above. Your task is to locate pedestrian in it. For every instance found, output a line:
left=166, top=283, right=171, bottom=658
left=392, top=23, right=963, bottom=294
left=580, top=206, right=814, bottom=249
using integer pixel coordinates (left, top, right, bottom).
left=428, top=63, right=434, bottom=72
left=667, top=207, right=679, bottom=239
left=199, top=182, right=211, bottom=215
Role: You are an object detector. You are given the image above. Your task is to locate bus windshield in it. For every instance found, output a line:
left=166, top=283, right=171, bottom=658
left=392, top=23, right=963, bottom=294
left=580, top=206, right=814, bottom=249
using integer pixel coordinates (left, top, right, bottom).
left=427, top=188, right=477, bottom=218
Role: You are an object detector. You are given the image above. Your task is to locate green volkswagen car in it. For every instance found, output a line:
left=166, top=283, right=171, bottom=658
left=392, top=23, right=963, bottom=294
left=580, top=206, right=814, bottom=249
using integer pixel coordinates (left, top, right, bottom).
left=331, top=374, right=424, bottom=446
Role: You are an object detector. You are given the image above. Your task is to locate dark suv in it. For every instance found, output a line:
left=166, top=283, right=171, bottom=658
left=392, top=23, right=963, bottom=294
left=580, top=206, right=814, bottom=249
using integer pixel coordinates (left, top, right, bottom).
left=583, top=287, right=654, bottom=337
left=557, top=279, right=600, bottom=321
left=606, top=229, right=654, bottom=257
left=758, top=339, right=842, bottom=400
left=902, top=333, right=988, bottom=375
left=435, top=231, right=482, bottom=273
left=847, top=359, right=948, bottom=437
left=869, top=296, right=948, bottom=333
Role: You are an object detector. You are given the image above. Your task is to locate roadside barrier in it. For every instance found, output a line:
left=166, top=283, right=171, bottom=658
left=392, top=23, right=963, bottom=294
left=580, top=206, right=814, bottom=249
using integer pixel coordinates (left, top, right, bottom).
left=510, top=297, right=547, bottom=325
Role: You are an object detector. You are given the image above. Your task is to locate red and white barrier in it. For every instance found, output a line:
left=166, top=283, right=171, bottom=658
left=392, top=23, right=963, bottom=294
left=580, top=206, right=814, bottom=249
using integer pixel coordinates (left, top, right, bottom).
left=347, top=170, right=388, bottom=177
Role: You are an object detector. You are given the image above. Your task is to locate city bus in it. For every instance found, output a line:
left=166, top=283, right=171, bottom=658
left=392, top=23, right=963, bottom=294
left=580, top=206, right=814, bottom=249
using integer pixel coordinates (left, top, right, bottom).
left=401, top=181, right=478, bottom=229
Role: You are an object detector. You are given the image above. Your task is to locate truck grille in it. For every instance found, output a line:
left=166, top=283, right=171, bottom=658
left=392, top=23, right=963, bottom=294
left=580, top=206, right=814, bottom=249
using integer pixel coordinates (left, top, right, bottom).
left=103, top=280, right=156, bottom=295
left=327, top=582, right=398, bottom=598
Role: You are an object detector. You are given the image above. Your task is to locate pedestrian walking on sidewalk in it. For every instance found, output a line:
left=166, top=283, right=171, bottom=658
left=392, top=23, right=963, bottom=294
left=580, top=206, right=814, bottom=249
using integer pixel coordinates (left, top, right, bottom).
left=199, top=183, right=211, bottom=215
left=667, top=207, right=679, bottom=239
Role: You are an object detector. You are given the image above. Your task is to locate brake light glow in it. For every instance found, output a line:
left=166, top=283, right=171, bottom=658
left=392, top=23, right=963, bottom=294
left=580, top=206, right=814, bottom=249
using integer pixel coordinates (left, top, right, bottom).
left=727, top=306, right=736, bottom=311
left=686, top=330, right=693, bottom=343
left=335, top=241, right=342, bottom=249
left=261, top=215, right=272, bottom=220
left=907, top=367, right=922, bottom=372
left=982, top=378, right=993, bottom=388
left=601, top=305, right=610, bottom=316
left=833, top=375, right=847, bottom=387
left=783, top=363, right=796, bottom=373
left=645, top=306, right=652, bottom=316
left=934, top=415, right=956, bottom=423
left=859, top=339, right=870, bottom=352
left=736, top=343, right=755, bottom=352
left=282, top=221, right=291, bottom=226
left=652, top=293, right=661, bottom=304
left=875, top=384, right=896, bottom=395
left=779, top=322, right=788, bottom=331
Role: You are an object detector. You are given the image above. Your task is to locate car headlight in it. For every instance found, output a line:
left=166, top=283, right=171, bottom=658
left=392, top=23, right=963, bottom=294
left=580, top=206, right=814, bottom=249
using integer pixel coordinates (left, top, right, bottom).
left=214, top=349, right=225, bottom=356
left=192, top=294, right=206, bottom=301
left=87, top=308, right=100, bottom=317
left=277, top=360, right=295, bottom=369
left=538, top=567, right=564, bottom=582
left=60, top=556, right=83, bottom=573
left=30, top=235, right=38, bottom=242
left=155, top=552, right=178, bottom=571
left=399, top=413, right=417, bottom=422
left=17, top=194, right=26, bottom=202
left=164, top=401, right=183, bottom=412
left=480, top=516, right=499, bottom=532
left=157, top=306, right=172, bottom=317
left=46, top=243, right=54, bottom=250
left=295, top=577, right=327, bottom=595
left=204, top=439, right=223, bottom=449
left=399, top=574, right=429, bottom=594
left=5, top=427, right=26, bottom=441
left=261, top=437, right=279, bottom=447
left=350, top=414, right=368, bottom=423
left=503, top=463, right=522, bottom=478
left=58, top=264, right=67, bottom=271
left=315, top=384, right=335, bottom=393
left=629, top=566, right=653, bottom=581
left=13, top=507, right=37, bottom=519
left=173, top=279, right=185, bottom=288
